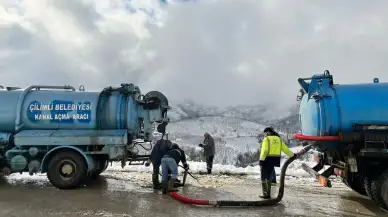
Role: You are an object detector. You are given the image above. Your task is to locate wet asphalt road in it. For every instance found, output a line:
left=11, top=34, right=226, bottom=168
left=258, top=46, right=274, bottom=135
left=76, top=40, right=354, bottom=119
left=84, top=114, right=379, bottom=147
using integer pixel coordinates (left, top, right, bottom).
left=0, top=172, right=387, bottom=217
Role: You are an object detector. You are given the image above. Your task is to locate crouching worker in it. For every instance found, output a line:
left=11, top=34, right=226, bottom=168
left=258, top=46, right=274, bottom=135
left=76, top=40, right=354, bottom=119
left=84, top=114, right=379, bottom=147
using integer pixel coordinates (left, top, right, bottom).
left=145, top=138, right=173, bottom=189
left=161, top=143, right=189, bottom=194
left=259, top=127, right=295, bottom=199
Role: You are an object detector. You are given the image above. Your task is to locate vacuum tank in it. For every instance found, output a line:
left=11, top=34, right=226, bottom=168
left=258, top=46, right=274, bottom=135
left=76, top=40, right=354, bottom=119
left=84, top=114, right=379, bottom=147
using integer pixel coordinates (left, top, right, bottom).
left=0, top=84, right=169, bottom=141
left=297, top=71, right=388, bottom=137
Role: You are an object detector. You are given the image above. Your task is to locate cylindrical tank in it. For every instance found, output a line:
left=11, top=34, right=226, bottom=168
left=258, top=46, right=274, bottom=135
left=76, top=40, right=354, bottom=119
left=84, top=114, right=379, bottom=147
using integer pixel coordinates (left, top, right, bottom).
left=298, top=72, right=388, bottom=137
left=0, top=84, right=169, bottom=133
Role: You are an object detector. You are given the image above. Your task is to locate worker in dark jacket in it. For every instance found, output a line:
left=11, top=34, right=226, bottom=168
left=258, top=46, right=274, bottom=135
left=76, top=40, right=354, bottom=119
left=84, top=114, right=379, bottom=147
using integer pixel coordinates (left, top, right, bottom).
left=259, top=127, right=295, bottom=199
left=161, top=143, right=189, bottom=194
left=198, top=132, right=215, bottom=174
left=145, top=138, right=173, bottom=189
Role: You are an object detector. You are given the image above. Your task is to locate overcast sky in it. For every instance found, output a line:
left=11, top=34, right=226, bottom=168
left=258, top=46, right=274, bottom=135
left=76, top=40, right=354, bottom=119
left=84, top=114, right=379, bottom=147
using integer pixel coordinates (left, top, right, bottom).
left=1, top=0, right=388, bottom=108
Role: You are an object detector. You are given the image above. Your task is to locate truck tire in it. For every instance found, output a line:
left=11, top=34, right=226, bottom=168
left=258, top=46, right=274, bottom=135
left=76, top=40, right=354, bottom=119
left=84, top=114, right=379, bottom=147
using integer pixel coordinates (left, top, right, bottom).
left=364, top=177, right=377, bottom=203
left=371, top=169, right=388, bottom=209
left=90, top=160, right=108, bottom=180
left=47, top=150, right=87, bottom=189
left=381, top=171, right=388, bottom=210
left=343, top=174, right=367, bottom=196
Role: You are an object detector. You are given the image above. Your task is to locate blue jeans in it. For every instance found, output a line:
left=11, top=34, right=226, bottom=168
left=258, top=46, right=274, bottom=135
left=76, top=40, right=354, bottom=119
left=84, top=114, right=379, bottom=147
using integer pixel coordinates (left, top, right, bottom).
left=161, top=157, right=178, bottom=182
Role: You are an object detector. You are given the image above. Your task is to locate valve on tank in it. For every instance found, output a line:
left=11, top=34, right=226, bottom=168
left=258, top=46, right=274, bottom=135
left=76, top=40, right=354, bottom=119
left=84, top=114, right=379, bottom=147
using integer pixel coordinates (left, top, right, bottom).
left=79, top=85, right=85, bottom=91
left=374, top=78, right=379, bottom=83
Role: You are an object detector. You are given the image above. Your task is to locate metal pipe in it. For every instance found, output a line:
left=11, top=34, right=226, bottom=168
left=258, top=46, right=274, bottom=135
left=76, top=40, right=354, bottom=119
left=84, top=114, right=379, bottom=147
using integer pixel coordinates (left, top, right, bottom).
left=5, top=148, right=28, bottom=159
left=293, top=133, right=340, bottom=141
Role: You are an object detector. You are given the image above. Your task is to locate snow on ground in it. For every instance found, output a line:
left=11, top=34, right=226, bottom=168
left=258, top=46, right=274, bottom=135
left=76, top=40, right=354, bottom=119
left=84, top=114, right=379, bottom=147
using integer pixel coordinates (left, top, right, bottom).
left=106, top=147, right=316, bottom=177
left=3, top=146, right=330, bottom=189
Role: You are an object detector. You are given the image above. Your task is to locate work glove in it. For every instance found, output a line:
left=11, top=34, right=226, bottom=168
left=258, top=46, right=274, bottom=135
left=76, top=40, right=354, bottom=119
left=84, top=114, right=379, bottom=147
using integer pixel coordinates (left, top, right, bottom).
left=145, top=159, right=151, bottom=167
left=198, top=143, right=203, bottom=147
left=259, top=160, right=264, bottom=167
left=183, top=162, right=189, bottom=170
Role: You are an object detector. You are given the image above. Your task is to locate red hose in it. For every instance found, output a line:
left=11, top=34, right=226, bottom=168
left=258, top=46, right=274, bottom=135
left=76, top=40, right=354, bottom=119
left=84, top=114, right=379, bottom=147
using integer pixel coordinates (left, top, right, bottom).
left=170, top=192, right=213, bottom=205
left=293, top=133, right=340, bottom=141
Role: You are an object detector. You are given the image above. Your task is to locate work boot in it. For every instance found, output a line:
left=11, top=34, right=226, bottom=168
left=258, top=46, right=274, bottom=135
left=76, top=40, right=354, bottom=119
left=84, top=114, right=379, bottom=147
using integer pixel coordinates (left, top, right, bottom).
left=174, top=182, right=184, bottom=188
left=152, top=174, right=162, bottom=189
left=199, top=171, right=207, bottom=175
left=207, top=169, right=212, bottom=174
left=167, top=178, right=179, bottom=192
left=161, top=181, right=168, bottom=194
left=173, top=179, right=184, bottom=187
left=266, top=180, right=272, bottom=198
left=259, top=180, right=270, bottom=199
left=271, top=179, right=277, bottom=186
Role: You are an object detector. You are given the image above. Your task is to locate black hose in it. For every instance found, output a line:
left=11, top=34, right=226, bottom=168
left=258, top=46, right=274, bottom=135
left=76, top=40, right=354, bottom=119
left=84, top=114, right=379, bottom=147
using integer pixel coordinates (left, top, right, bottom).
left=170, top=144, right=314, bottom=207
left=178, top=165, right=203, bottom=185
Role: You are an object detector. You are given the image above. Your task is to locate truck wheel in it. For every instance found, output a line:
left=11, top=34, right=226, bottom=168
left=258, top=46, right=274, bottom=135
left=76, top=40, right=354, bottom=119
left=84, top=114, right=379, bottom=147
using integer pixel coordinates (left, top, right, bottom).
left=364, top=177, right=377, bottom=203
left=381, top=171, right=388, bottom=210
left=343, top=174, right=367, bottom=196
left=371, top=170, right=388, bottom=209
left=47, top=150, right=87, bottom=189
left=90, top=160, right=108, bottom=180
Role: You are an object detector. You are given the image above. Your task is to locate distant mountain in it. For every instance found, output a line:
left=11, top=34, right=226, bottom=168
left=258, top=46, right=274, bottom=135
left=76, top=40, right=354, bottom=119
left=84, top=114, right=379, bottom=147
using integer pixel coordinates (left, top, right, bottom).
left=167, top=99, right=300, bottom=134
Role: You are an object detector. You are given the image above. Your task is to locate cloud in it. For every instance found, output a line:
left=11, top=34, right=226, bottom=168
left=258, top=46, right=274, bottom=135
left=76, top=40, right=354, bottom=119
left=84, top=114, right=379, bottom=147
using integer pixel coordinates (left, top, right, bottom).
left=1, top=0, right=388, bottom=108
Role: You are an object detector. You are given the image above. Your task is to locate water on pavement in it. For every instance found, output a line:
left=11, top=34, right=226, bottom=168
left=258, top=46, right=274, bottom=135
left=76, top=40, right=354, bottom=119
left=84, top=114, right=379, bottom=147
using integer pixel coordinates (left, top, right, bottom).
left=0, top=171, right=386, bottom=217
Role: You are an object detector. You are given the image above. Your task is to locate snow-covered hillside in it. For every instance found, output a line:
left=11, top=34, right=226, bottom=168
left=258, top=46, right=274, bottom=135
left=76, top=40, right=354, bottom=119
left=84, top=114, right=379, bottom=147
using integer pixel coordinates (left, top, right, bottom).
left=167, top=116, right=266, bottom=138
left=168, top=99, right=300, bottom=133
left=155, top=100, right=301, bottom=166
left=165, top=116, right=266, bottom=165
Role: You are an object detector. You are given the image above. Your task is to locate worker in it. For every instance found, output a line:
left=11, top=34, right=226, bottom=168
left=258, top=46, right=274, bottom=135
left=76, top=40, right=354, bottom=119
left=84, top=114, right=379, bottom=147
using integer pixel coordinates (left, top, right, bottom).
left=161, top=143, right=189, bottom=194
left=198, top=132, right=215, bottom=174
left=258, top=137, right=277, bottom=185
left=145, top=138, right=173, bottom=189
left=259, top=127, right=295, bottom=199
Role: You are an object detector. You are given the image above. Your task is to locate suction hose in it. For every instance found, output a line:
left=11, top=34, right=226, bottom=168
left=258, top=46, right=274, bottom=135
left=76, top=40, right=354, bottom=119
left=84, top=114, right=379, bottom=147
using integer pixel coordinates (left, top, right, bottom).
left=170, top=144, right=314, bottom=207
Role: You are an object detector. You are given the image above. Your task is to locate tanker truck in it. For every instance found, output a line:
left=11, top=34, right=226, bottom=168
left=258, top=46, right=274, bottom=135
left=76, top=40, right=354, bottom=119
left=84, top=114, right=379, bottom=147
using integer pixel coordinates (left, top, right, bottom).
left=294, top=70, right=388, bottom=209
left=0, top=83, right=170, bottom=189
